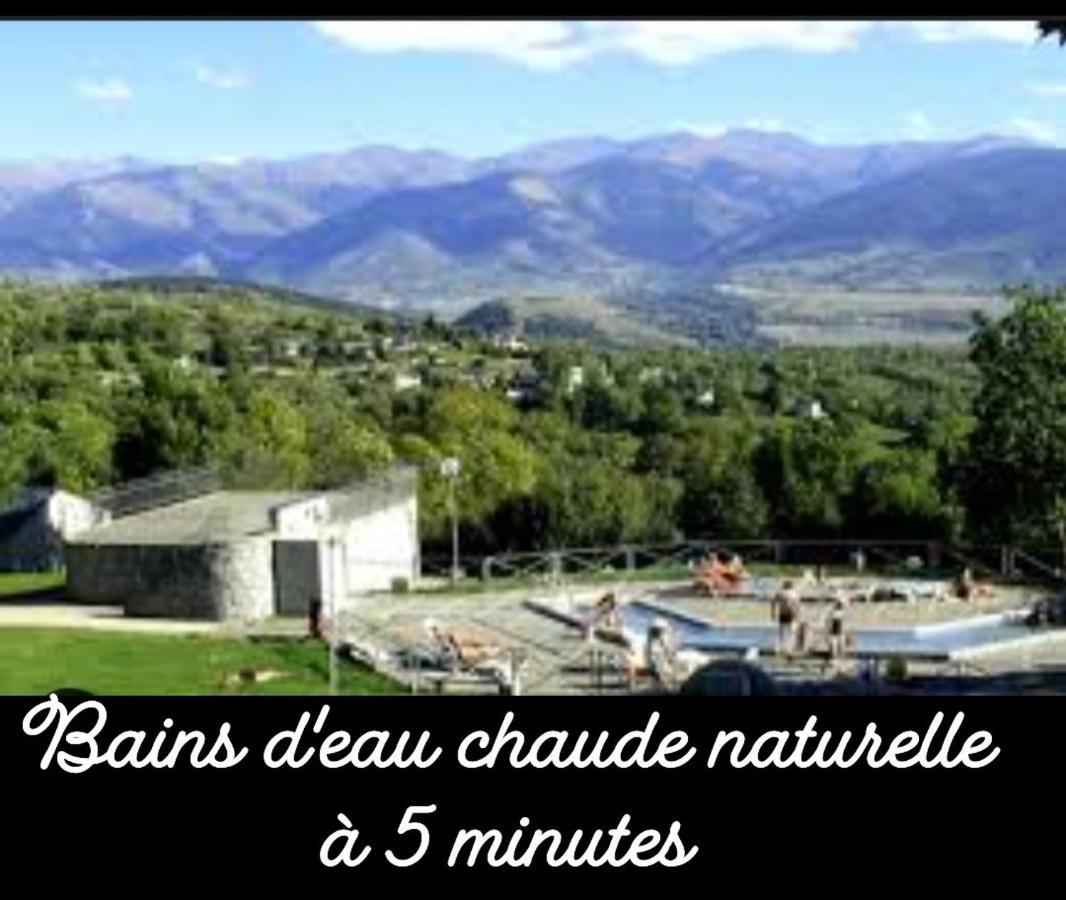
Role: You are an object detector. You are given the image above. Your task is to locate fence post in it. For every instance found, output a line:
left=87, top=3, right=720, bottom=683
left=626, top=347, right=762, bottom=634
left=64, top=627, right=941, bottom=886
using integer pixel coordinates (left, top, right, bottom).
left=549, top=551, right=562, bottom=585
left=927, top=541, right=941, bottom=573
left=481, top=556, right=494, bottom=582
left=625, top=547, right=635, bottom=576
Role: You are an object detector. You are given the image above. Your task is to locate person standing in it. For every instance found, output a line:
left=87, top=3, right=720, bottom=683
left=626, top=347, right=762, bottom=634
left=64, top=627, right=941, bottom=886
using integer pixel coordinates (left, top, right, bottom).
left=308, top=595, right=323, bottom=640
left=770, top=580, right=800, bottom=656
left=826, top=596, right=847, bottom=661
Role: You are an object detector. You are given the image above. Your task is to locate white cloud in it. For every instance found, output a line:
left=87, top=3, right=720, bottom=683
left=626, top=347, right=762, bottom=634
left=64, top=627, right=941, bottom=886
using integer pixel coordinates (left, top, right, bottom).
left=312, top=20, right=1042, bottom=69
left=900, top=20, right=1036, bottom=45
left=74, top=77, right=133, bottom=103
left=202, top=154, right=248, bottom=167
left=313, top=21, right=586, bottom=70
left=743, top=117, right=787, bottom=132
left=195, top=65, right=251, bottom=90
left=677, top=122, right=728, bottom=138
left=904, top=110, right=934, bottom=138
left=675, top=118, right=787, bottom=137
left=1001, top=117, right=1059, bottom=144
left=1027, top=82, right=1066, bottom=98
left=582, top=20, right=868, bottom=64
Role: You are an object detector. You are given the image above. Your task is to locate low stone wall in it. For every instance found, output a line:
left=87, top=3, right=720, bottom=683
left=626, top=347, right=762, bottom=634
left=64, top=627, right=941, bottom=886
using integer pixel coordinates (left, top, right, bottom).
left=65, top=538, right=274, bottom=622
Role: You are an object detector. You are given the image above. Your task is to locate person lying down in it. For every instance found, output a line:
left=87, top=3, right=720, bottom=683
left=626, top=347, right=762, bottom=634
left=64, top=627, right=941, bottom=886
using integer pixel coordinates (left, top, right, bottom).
left=693, top=552, right=749, bottom=596
left=423, top=618, right=504, bottom=669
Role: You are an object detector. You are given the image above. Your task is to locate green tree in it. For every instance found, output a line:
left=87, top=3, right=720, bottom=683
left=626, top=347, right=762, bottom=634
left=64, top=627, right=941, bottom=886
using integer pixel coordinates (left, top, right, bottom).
left=756, top=420, right=858, bottom=536
left=220, top=389, right=310, bottom=488
left=850, top=451, right=953, bottom=540
left=965, top=289, right=1066, bottom=553
left=31, top=399, right=115, bottom=492
left=0, top=420, right=38, bottom=501
left=310, top=416, right=394, bottom=488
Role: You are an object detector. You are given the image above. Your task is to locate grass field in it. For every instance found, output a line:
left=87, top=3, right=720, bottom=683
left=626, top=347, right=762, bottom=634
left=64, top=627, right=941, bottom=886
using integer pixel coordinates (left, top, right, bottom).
left=0, top=628, right=402, bottom=695
left=723, top=283, right=1007, bottom=345
left=0, top=571, right=66, bottom=598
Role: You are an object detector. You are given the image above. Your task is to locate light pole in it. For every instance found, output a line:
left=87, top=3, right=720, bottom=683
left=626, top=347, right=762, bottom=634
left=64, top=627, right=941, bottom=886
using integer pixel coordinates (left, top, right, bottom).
left=440, top=457, right=461, bottom=585
left=328, top=535, right=340, bottom=696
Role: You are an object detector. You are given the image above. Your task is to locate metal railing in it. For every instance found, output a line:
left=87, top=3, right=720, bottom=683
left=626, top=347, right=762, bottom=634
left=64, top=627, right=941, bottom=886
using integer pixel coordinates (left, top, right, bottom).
left=419, top=538, right=1066, bottom=590
left=90, top=465, right=222, bottom=520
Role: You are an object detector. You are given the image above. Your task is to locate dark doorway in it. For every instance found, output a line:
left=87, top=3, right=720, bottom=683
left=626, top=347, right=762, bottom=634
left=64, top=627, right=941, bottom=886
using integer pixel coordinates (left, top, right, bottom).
left=273, top=540, right=321, bottom=615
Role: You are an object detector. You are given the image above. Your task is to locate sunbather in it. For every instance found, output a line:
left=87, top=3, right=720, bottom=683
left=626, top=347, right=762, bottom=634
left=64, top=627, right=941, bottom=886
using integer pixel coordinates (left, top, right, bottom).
left=424, top=619, right=503, bottom=670
left=692, top=556, right=719, bottom=594
left=694, top=552, right=748, bottom=596
left=723, top=553, right=747, bottom=583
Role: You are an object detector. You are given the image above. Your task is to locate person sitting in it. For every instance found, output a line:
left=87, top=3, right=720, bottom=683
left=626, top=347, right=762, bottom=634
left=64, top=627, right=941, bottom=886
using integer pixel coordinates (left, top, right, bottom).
left=693, top=554, right=722, bottom=594
left=1026, top=598, right=1050, bottom=628
left=587, top=590, right=623, bottom=634
left=953, top=567, right=992, bottom=601
left=954, top=567, right=975, bottom=600
left=694, top=552, right=747, bottom=596
left=722, top=553, right=748, bottom=586
left=645, top=618, right=683, bottom=691
left=612, top=624, right=652, bottom=689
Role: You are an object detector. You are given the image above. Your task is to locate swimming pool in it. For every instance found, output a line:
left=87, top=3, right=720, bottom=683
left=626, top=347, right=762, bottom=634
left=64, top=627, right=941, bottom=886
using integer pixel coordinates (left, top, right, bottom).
left=620, top=599, right=1059, bottom=661
left=526, top=594, right=1065, bottom=662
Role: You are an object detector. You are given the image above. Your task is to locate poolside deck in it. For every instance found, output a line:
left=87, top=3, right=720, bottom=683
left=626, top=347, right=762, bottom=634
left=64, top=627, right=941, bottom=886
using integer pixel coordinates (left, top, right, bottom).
left=336, top=576, right=1066, bottom=694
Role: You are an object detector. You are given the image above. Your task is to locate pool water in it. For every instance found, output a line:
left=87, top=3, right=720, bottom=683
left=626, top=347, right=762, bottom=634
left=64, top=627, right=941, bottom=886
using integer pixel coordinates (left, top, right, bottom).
left=620, top=600, right=1056, bottom=661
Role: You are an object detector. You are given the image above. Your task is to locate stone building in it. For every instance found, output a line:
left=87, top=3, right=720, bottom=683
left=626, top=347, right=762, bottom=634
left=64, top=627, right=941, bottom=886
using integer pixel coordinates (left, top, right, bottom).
left=65, top=467, right=419, bottom=622
left=0, top=488, right=105, bottom=571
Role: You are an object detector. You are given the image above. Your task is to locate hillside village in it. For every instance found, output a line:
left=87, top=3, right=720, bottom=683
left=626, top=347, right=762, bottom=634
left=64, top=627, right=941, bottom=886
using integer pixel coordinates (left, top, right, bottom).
left=0, top=278, right=985, bottom=568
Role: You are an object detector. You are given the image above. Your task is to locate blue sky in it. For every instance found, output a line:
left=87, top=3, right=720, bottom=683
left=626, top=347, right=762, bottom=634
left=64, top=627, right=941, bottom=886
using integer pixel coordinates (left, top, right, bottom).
left=2, top=19, right=1065, bottom=162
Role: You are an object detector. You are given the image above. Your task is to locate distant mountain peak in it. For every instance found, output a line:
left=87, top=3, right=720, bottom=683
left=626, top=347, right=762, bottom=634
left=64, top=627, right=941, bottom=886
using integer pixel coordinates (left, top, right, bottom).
left=3, top=131, right=1066, bottom=305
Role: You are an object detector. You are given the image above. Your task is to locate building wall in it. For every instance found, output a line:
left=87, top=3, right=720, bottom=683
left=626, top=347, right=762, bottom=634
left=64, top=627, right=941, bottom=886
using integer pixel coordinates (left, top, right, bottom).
left=272, top=497, right=330, bottom=538
left=64, top=469, right=419, bottom=620
left=65, top=538, right=274, bottom=622
left=0, top=490, right=105, bottom=571
left=322, top=490, right=419, bottom=597
left=48, top=491, right=107, bottom=539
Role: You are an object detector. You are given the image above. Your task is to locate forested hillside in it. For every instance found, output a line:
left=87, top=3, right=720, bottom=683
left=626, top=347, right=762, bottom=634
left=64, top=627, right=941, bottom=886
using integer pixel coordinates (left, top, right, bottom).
left=0, top=280, right=987, bottom=554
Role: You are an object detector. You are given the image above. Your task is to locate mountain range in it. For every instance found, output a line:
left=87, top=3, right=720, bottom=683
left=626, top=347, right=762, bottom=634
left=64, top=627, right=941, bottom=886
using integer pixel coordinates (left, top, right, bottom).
left=0, top=129, right=1060, bottom=312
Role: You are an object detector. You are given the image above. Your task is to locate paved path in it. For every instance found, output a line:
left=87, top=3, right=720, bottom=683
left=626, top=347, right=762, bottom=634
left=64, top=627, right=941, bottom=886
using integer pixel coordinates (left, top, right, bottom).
left=0, top=600, right=225, bottom=635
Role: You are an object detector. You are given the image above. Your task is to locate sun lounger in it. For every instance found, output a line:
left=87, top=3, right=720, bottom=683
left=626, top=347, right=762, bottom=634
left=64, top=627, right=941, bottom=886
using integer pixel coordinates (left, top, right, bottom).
left=423, top=619, right=505, bottom=671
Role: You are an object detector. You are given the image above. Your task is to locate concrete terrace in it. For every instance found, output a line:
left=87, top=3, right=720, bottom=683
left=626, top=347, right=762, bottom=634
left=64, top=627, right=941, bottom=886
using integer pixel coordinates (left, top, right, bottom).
left=70, top=490, right=313, bottom=545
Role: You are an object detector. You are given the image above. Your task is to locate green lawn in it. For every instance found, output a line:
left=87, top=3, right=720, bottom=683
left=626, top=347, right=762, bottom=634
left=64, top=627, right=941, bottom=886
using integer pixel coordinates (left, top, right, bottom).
left=0, top=571, right=66, bottom=598
left=0, top=628, right=402, bottom=695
